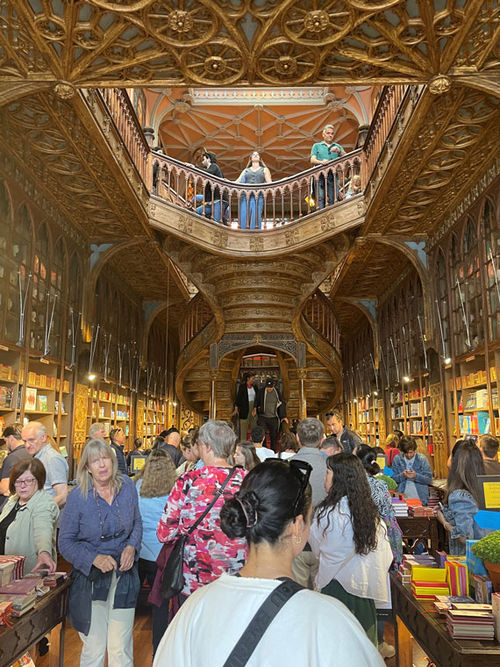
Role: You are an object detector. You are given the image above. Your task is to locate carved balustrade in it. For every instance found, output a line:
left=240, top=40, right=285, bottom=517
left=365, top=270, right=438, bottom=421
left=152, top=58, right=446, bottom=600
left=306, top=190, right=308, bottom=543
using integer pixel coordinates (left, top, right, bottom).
left=303, top=290, right=341, bottom=351
left=152, top=150, right=363, bottom=229
left=363, top=85, right=410, bottom=183
left=179, top=293, right=213, bottom=350
left=98, top=89, right=151, bottom=187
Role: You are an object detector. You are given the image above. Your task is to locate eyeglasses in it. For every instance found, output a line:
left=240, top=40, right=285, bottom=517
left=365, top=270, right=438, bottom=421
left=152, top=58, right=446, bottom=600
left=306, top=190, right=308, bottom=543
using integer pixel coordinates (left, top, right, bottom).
left=289, top=459, right=312, bottom=517
left=15, top=477, right=36, bottom=488
left=325, top=412, right=334, bottom=418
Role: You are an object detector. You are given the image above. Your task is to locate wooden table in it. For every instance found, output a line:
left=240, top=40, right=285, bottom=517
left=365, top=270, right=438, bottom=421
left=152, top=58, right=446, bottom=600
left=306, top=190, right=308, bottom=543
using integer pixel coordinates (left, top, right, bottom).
left=0, top=580, right=71, bottom=667
left=391, top=573, right=500, bottom=667
left=396, top=516, right=445, bottom=555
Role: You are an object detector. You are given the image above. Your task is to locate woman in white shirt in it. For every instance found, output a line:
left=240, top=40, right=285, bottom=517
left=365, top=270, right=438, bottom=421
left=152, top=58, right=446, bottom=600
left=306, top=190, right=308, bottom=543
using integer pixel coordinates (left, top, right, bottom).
left=309, top=453, right=393, bottom=646
left=154, top=459, right=383, bottom=666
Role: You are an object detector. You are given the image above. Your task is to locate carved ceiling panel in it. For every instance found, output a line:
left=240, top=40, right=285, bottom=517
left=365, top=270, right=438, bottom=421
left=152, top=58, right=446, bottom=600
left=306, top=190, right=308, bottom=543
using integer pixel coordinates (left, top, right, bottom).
left=0, top=1, right=495, bottom=87
left=364, top=87, right=500, bottom=237
left=331, top=240, right=410, bottom=305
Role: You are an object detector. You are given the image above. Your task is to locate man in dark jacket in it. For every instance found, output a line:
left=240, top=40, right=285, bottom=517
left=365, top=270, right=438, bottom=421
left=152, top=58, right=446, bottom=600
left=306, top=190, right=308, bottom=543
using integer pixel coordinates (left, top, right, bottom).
left=232, top=373, right=259, bottom=441
left=192, top=151, right=227, bottom=222
left=255, top=378, right=287, bottom=452
left=325, top=410, right=362, bottom=454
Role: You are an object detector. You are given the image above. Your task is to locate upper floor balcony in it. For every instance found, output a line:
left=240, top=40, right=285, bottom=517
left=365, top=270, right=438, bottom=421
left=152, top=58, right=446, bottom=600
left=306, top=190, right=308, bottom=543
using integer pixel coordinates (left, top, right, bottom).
left=96, top=85, right=417, bottom=233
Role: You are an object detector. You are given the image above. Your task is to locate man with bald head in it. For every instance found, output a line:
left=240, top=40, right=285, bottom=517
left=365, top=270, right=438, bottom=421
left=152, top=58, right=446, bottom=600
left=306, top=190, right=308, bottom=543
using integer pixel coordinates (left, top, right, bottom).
left=22, top=421, right=68, bottom=508
left=160, top=429, right=185, bottom=468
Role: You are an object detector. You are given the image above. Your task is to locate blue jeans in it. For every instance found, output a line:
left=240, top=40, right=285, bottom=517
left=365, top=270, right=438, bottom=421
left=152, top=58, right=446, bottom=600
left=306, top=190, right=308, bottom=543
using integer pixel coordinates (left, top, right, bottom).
left=239, top=193, right=264, bottom=230
left=317, top=171, right=336, bottom=209
left=193, top=194, right=222, bottom=222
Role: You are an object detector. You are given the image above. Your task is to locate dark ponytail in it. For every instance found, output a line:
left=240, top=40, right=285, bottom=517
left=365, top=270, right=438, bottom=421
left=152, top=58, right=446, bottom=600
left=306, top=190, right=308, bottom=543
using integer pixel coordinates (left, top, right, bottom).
left=355, top=444, right=380, bottom=476
left=220, top=460, right=312, bottom=546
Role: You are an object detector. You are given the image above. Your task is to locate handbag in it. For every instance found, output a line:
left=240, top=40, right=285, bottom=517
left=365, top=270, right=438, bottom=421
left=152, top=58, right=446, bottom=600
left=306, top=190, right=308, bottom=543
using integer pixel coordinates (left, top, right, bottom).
left=161, top=467, right=238, bottom=599
left=222, top=577, right=303, bottom=666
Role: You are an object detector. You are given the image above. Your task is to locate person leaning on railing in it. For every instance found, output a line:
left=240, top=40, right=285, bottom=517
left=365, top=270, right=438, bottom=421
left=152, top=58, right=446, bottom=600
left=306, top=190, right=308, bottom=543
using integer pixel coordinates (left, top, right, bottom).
left=187, top=151, right=228, bottom=223
left=236, top=150, right=272, bottom=230
left=310, top=124, right=345, bottom=208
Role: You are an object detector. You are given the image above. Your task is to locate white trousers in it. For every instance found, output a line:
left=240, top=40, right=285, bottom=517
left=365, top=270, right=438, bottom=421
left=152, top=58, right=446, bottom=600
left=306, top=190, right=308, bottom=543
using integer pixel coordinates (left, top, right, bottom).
left=79, top=571, right=135, bottom=667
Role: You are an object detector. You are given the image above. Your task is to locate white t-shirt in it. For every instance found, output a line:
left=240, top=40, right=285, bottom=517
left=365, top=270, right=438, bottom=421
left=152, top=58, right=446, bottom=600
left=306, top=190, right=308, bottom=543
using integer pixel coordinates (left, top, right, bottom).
left=154, top=574, right=384, bottom=667
left=255, top=446, right=276, bottom=462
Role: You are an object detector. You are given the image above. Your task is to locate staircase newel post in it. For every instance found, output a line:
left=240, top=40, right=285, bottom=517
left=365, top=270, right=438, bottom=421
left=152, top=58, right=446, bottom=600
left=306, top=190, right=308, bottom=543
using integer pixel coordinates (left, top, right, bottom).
left=297, top=368, right=307, bottom=420
left=209, top=369, right=217, bottom=419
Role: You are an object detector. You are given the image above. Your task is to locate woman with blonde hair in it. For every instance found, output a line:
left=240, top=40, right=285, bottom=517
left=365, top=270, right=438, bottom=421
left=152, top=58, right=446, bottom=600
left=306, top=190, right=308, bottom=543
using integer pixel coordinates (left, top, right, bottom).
left=136, top=449, right=177, bottom=655
left=59, top=439, right=142, bottom=667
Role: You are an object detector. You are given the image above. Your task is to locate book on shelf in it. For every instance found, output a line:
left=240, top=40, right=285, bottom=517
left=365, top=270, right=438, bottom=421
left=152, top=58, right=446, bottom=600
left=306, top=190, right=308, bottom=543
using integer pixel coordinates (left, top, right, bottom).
left=24, top=387, right=37, bottom=411
left=37, top=394, right=48, bottom=412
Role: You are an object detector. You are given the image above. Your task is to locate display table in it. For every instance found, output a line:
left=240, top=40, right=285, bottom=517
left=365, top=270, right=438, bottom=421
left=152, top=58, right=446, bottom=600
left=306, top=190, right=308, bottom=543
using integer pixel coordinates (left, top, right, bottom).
left=0, top=579, right=71, bottom=667
left=391, top=572, right=500, bottom=667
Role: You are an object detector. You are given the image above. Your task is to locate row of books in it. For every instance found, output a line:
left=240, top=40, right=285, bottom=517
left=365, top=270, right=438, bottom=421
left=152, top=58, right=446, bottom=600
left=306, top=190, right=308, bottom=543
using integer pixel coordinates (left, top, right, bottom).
left=449, top=367, right=497, bottom=390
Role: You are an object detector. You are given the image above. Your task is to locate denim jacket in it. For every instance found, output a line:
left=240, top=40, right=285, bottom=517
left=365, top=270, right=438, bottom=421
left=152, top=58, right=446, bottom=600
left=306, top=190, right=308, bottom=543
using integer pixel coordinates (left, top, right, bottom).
left=443, top=489, right=490, bottom=555
left=391, top=453, right=432, bottom=506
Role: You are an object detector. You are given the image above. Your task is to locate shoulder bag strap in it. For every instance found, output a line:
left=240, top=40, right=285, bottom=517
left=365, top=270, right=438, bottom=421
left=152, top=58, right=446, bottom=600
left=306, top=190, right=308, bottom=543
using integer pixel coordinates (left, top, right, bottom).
left=223, top=578, right=303, bottom=667
left=186, top=467, right=238, bottom=537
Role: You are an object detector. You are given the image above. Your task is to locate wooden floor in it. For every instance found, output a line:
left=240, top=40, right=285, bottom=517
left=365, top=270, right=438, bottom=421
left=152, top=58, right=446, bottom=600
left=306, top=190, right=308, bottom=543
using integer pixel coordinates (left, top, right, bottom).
left=37, top=593, right=154, bottom=667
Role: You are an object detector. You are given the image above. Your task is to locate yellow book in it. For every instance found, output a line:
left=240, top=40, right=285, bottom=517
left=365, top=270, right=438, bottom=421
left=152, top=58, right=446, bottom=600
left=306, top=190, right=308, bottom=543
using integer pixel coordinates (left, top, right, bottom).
left=410, top=565, right=448, bottom=583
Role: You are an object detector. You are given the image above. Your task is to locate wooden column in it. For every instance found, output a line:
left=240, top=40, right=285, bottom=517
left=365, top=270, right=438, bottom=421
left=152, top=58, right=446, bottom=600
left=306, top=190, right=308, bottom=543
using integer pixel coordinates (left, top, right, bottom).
left=297, top=368, right=307, bottom=420
left=209, top=370, right=217, bottom=419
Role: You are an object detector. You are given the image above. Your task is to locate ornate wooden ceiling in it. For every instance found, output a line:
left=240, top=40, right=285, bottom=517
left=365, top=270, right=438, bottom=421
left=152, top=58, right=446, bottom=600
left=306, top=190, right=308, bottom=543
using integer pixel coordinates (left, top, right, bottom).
left=1, top=1, right=498, bottom=87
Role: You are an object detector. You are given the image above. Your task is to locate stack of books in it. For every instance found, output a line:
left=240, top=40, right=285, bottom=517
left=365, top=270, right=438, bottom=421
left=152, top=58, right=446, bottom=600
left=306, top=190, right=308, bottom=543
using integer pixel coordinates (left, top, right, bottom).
left=0, top=592, right=37, bottom=617
left=411, top=565, right=450, bottom=600
left=0, top=555, right=25, bottom=581
left=398, top=554, right=442, bottom=584
left=446, top=606, right=495, bottom=640
left=446, top=558, right=469, bottom=596
left=392, top=497, right=408, bottom=517
left=434, top=594, right=477, bottom=614
left=408, top=505, right=435, bottom=518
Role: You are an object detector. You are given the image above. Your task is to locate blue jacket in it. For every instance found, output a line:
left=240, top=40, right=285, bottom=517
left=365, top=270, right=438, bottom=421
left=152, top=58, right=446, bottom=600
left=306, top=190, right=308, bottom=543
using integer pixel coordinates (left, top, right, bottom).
left=443, top=489, right=491, bottom=555
left=136, top=479, right=169, bottom=562
left=392, top=453, right=432, bottom=506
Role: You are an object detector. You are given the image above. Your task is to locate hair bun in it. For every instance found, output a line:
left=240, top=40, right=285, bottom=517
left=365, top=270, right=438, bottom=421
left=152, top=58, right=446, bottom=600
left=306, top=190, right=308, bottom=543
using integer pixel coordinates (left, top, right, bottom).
left=220, top=491, right=259, bottom=539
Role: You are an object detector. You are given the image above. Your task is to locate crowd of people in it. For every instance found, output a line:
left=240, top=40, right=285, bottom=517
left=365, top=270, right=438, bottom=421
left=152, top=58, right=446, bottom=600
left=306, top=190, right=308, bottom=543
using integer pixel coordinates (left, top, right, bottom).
left=174, top=124, right=360, bottom=229
left=1, top=409, right=498, bottom=665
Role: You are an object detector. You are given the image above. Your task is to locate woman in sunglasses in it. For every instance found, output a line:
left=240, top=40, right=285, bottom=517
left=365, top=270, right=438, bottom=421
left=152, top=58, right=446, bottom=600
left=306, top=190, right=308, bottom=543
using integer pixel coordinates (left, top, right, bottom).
left=309, top=453, right=393, bottom=647
left=59, top=439, right=142, bottom=667
left=154, top=459, right=382, bottom=666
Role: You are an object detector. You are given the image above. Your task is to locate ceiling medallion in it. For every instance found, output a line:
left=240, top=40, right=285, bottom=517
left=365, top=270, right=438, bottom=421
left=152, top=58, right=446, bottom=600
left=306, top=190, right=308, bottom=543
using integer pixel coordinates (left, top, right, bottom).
left=429, top=74, right=452, bottom=95
left=304, top=10, right=330, bottom=33
left=168, top=10, right=193, bottom=33
left=204, top=56, right=226, bottom=75
left=54, top=82, right=75, bottom=99
left=276, top=56, right=298, bottom=77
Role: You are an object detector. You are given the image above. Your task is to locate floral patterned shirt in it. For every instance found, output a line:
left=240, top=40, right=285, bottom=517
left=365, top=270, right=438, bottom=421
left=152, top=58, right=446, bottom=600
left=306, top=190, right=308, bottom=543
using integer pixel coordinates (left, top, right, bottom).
left=157, top=466, right=247, bottom=595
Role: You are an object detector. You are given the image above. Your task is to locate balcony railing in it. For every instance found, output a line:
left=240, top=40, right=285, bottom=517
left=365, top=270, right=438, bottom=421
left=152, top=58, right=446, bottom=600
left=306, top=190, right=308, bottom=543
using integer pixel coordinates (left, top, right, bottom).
left=152, top=149, right=363, bottom=229
left=303, top=290, right=340, bottom=350
left=363, top=85, right=411, bottom=182
left=98, top=89, right=151, bottom=187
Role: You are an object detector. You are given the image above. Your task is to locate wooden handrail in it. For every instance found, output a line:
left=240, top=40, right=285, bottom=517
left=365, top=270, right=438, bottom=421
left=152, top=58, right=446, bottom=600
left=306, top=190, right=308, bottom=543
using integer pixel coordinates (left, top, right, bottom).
left=303, top=290, right=341, bottom=351
left=152, top=149, right=364, bottom=229
left=179, top=293, right=213, bottom=350
left=363, top=85, right=410, bottom=183
left=98, top=89, right=151, bottom=188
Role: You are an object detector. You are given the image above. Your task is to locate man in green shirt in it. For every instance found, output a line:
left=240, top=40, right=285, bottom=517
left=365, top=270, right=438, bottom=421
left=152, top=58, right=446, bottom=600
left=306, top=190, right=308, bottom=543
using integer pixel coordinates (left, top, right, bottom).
left=310, top=124, right=345, bottom=208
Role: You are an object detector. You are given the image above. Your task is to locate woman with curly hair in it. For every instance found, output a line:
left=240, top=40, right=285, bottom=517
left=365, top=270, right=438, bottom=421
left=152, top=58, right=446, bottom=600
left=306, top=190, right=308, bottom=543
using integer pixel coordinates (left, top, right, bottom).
left=309, top=453, right=393, bottom=646
left=232, top=440, right=260, bottom=471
